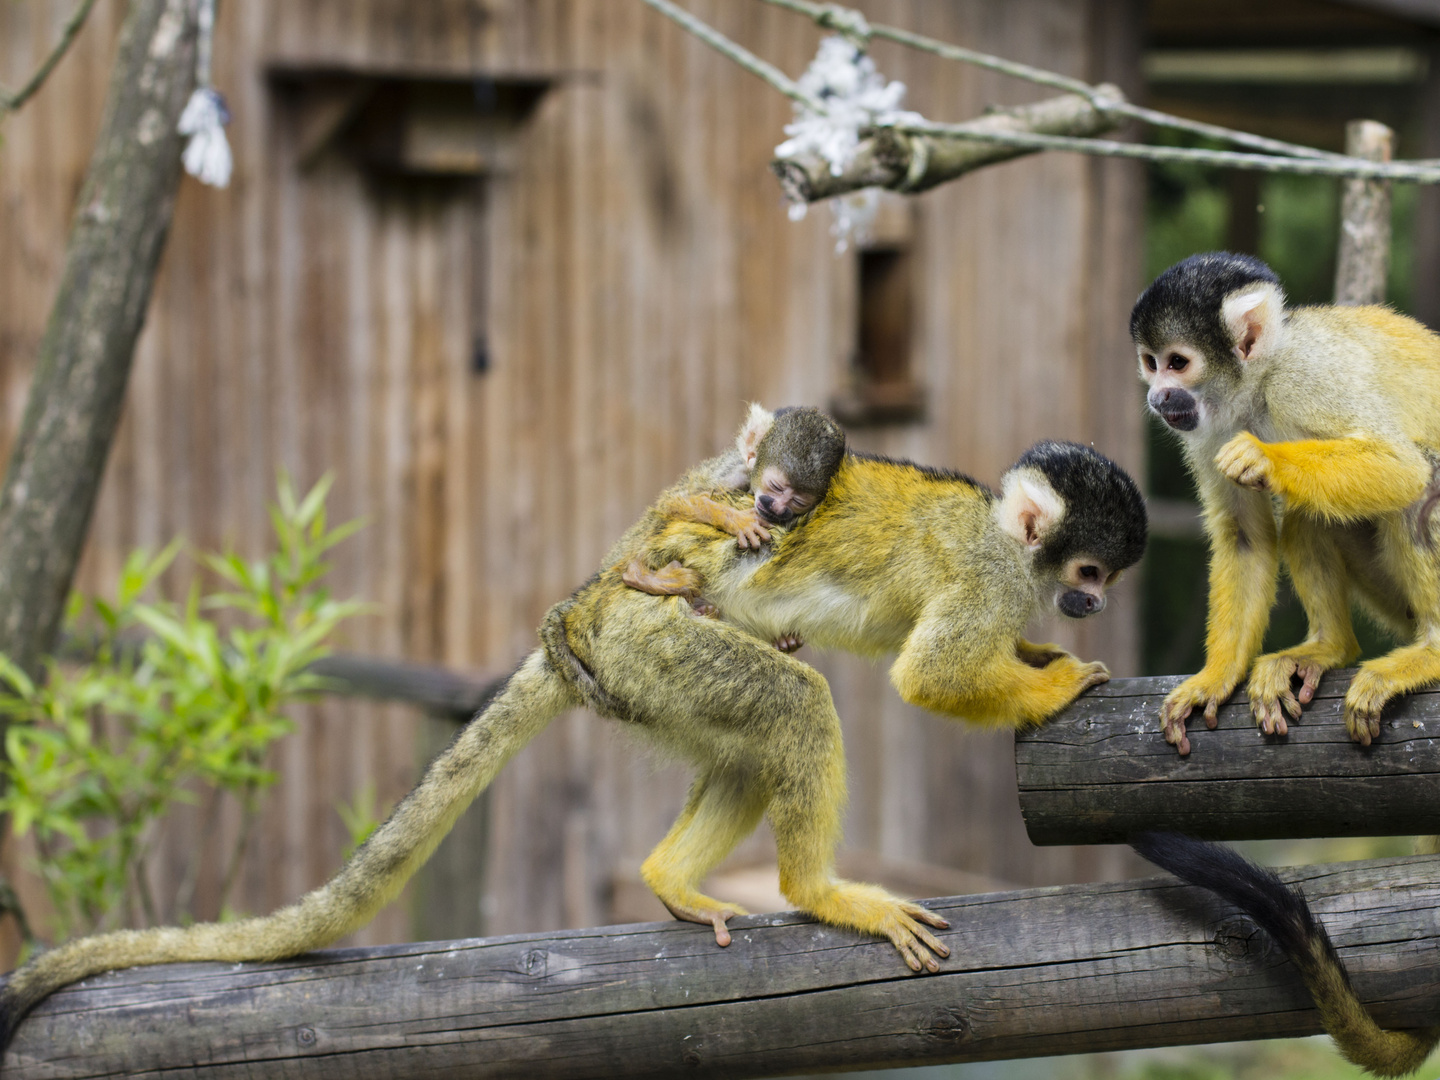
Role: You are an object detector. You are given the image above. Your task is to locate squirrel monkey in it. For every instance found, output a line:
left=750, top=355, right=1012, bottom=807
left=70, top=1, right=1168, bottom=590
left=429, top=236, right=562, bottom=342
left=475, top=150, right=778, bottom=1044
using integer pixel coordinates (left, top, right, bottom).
left=1133, top=833, right=1440, bottom=1077
left=622, top=405, right=845, bottom=652
left=0, top=415, right=1146, bottom=1051
left=1133, top=252, right=1440, bottom=755
left=546, top=436, right=1146, bottom=961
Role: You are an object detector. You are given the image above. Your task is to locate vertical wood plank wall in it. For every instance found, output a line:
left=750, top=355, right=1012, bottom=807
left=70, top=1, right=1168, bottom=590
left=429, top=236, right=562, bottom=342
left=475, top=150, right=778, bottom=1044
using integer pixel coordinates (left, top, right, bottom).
left=0, top=0, right=1144, bottom=948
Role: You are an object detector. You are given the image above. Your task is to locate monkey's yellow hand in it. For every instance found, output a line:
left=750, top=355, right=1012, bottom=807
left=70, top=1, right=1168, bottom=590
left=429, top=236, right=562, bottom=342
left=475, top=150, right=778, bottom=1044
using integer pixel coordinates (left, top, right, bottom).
left=1161, top=668, right=1240, bottom=755
left=1215, top=433, right=1274, bottom=493
left=806, top=882, right=950, bottom=973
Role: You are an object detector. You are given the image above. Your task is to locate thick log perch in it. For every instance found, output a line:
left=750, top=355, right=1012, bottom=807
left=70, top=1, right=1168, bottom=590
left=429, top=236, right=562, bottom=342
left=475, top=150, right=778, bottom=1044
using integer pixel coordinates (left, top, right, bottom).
left=771, top=86, right=1124, bottom=202
left=6, top=857, right=1439, bottom=1078
left=1016, top=671, right=1440, bottom=846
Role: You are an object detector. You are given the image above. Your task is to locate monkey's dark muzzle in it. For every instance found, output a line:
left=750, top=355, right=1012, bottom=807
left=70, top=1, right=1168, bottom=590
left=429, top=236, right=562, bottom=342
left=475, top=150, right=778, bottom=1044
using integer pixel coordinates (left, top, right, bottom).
left=1057, top=589, right=1105, bottom=618
left=756, top=499, right=794, bottom=526
left=1148, top=389, right=1199, bottom=432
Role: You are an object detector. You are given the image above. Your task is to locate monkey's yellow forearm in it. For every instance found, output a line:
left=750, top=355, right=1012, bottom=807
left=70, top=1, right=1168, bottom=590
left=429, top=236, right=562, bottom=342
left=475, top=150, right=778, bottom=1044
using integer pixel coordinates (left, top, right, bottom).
left=1223, top=432, right=1430, bottom=520
left=891, top=644, right=1106, bottom=728
left=1161, top=500, right=1279, bottom=748
left=1198, top=509, right=1279, bottom=685
left=657, top=491, right=760, bottom=537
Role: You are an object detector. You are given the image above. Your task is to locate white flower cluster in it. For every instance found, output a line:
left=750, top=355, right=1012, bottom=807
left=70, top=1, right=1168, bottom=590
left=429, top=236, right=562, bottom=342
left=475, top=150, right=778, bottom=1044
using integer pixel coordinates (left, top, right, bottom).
left=774, top=36, right=920, bottom=177
left=775, top=36, right=922, bottom=253
left=178, top=88, right=233, bottom=189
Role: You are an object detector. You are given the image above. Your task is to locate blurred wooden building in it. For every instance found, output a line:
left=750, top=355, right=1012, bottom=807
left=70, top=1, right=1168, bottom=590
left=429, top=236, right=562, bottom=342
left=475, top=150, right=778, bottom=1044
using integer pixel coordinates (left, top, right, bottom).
left=0, top=0, right=1182, bottom=951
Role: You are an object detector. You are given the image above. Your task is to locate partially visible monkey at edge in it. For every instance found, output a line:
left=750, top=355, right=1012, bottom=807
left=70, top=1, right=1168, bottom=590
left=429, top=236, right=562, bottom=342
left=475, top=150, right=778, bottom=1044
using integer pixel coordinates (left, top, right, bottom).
left=620, top=404, right=845, bottom=652
left=0, top=408, right=1146, bottom=1053
left=1133, top=251, right=1440, bottom=756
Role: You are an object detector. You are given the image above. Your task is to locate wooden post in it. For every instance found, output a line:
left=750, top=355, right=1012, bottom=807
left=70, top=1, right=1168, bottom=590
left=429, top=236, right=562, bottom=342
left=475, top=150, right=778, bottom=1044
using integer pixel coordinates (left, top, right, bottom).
left=1015, top=672, right=1440, bottom=846
left=1333, top=119, right=1394, bottom=306
left=6, top=856, right=1440, bottom=1078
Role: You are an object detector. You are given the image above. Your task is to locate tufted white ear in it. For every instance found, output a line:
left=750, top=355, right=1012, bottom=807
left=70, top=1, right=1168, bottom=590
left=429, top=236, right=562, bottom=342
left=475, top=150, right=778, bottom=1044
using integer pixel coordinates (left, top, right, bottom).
left=997, top=468, right=1064, bottom=550
left=1222, top=282, right=1285, bottom=362
left=735, top=402, right=775, bottom=469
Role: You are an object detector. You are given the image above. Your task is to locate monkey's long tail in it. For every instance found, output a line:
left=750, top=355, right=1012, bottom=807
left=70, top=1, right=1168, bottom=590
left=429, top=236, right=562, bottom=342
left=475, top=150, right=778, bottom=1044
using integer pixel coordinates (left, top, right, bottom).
left=1132, top=832, right=1440, bottom=1078
left=0, top=647, right=577, bottom=1054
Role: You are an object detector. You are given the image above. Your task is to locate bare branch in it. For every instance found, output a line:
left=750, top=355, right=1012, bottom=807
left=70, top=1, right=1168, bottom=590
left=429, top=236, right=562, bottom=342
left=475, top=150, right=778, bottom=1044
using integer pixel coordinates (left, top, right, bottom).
left=773, top=88, right=1122, bottom=202
left=0, top=0, right=102, bottom=115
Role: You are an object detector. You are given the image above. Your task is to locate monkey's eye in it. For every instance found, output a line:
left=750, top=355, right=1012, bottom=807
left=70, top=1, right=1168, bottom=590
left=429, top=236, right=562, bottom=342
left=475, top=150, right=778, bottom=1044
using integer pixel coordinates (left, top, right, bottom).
left=1142, top=354, right=1157, bottom=372
left=1079, top=565, right=1100, bottom=582
left=1166, top=354, right=1189, bottom=372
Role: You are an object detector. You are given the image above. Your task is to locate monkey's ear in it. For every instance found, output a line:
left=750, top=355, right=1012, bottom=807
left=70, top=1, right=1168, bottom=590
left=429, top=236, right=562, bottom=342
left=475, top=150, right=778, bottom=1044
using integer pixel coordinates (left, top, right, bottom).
left=1222, top=282, right=1285, bottom=362
left=997, top=469, right=1065, bottom=551
left=736, top=402, right=775, bottom=468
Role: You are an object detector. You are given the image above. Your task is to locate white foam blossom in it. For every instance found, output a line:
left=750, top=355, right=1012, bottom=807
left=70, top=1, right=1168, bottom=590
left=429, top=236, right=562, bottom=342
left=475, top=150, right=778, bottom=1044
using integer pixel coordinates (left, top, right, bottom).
left=774, top=36, right=921, bottom=176
left=774, top=36, right=922, bottom=253
left=178, top=88, right=233, bottom=189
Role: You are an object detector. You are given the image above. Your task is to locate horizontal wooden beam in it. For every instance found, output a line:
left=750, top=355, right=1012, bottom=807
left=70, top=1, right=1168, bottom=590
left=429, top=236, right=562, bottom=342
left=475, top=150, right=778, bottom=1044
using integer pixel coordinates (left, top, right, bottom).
left=6, top=857, right=1439, bottom=1078
left=1015, top=670, right=1440, bottom=846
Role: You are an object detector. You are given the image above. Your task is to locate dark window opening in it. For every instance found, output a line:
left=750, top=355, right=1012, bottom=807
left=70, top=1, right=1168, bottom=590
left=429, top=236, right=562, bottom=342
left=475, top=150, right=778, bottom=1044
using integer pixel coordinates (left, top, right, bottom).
left=832, top=244, right=925, bottom=425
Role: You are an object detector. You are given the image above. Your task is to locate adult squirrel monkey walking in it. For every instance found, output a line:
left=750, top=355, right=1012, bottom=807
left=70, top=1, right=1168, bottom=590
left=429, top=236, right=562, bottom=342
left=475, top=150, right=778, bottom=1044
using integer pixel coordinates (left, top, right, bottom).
left=0, top=409, right=1146, bottom=1049
left=1133, top=252, right=1440, bottom=755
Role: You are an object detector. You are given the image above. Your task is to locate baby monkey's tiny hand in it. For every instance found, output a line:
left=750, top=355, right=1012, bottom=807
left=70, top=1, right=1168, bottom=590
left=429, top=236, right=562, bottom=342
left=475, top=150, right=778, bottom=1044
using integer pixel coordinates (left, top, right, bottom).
left=733, top=510, right=772, bottom=550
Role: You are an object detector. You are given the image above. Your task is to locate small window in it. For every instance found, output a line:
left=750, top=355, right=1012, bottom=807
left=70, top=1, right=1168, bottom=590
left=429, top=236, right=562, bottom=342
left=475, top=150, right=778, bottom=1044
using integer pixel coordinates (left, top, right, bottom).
left=832, top=205, right=924, bottom=425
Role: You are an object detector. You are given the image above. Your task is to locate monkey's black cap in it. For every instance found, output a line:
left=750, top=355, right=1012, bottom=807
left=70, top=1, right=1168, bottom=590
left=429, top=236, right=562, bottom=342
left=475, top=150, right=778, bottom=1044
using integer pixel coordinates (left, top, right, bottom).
left=1130, top=252, right=1279, bottom=359
left=1016, top=441, right=1147, bottom=573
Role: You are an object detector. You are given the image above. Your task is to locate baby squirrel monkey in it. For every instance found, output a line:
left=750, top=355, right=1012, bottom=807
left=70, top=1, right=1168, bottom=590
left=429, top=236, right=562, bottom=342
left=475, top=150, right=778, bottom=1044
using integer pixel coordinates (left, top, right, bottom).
left=1134, top=833, right=1440, bottom=1077
left=621, top=405, right=845, bottom=651
left=0, top=412, right=1147, bottom=1056
left=1133, top=252, right=1440, bottom=755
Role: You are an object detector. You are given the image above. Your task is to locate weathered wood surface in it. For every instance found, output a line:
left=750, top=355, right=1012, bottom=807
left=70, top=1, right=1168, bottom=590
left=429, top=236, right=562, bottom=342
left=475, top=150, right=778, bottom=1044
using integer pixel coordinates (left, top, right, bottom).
left=7, top=857, right=1439, bottom=1079
left=1016, top=670, right=1440, bottom=846
left=771, top=87, right=1122, bottom=202
left=1333, top=119, right=1394, bottom=306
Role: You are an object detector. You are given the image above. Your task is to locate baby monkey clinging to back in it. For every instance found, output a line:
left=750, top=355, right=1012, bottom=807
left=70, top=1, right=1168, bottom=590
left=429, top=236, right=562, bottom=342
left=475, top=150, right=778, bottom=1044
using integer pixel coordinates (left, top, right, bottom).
left=621, top=405, right=845, bottom=648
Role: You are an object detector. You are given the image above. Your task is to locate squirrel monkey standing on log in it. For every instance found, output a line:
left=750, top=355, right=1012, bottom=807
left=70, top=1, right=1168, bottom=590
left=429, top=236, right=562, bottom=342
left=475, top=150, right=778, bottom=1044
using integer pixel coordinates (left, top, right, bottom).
left=0, top=411, right=1146, bottom=1053
left=1132, top=252, right=1440, bottom=755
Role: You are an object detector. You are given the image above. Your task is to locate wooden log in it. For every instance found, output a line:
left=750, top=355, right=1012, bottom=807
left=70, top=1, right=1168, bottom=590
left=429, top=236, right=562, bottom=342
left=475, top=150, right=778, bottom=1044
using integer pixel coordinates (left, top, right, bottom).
left=771, top=87, right=1123, bottom=202
left=1333, top=119, right=1394, bottom=306
left=1015, top=670, right=1440, bottom=846
left=6, top=856, right=1439, bottom=1079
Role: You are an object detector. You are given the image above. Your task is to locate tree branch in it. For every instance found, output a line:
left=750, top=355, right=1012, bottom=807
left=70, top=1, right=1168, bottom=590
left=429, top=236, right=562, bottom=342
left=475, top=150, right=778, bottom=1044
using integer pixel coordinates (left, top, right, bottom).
left=772, top=88, right=1123, bottom=202
left=0, top=0, right=102, bottom=115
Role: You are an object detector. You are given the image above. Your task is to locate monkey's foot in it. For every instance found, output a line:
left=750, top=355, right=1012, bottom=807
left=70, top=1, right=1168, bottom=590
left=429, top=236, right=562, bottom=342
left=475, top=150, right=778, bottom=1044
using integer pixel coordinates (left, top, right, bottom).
left=1343, top=668, right=1394, bottom=746
left=773, top=633, right=804, bottom=653
left=1215, top=432, right=1273, bottom=493
left=622, top=559, right=704, bottom=599
left=804, top=882, right=950, bottom=974
left=1161, top=670, right=1240, bottom=756
left=659, top=895, right=750, bottom=947
left=1246, top=653, right=1327, bottom=736
left=689, top=597, right=719, bottom=618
